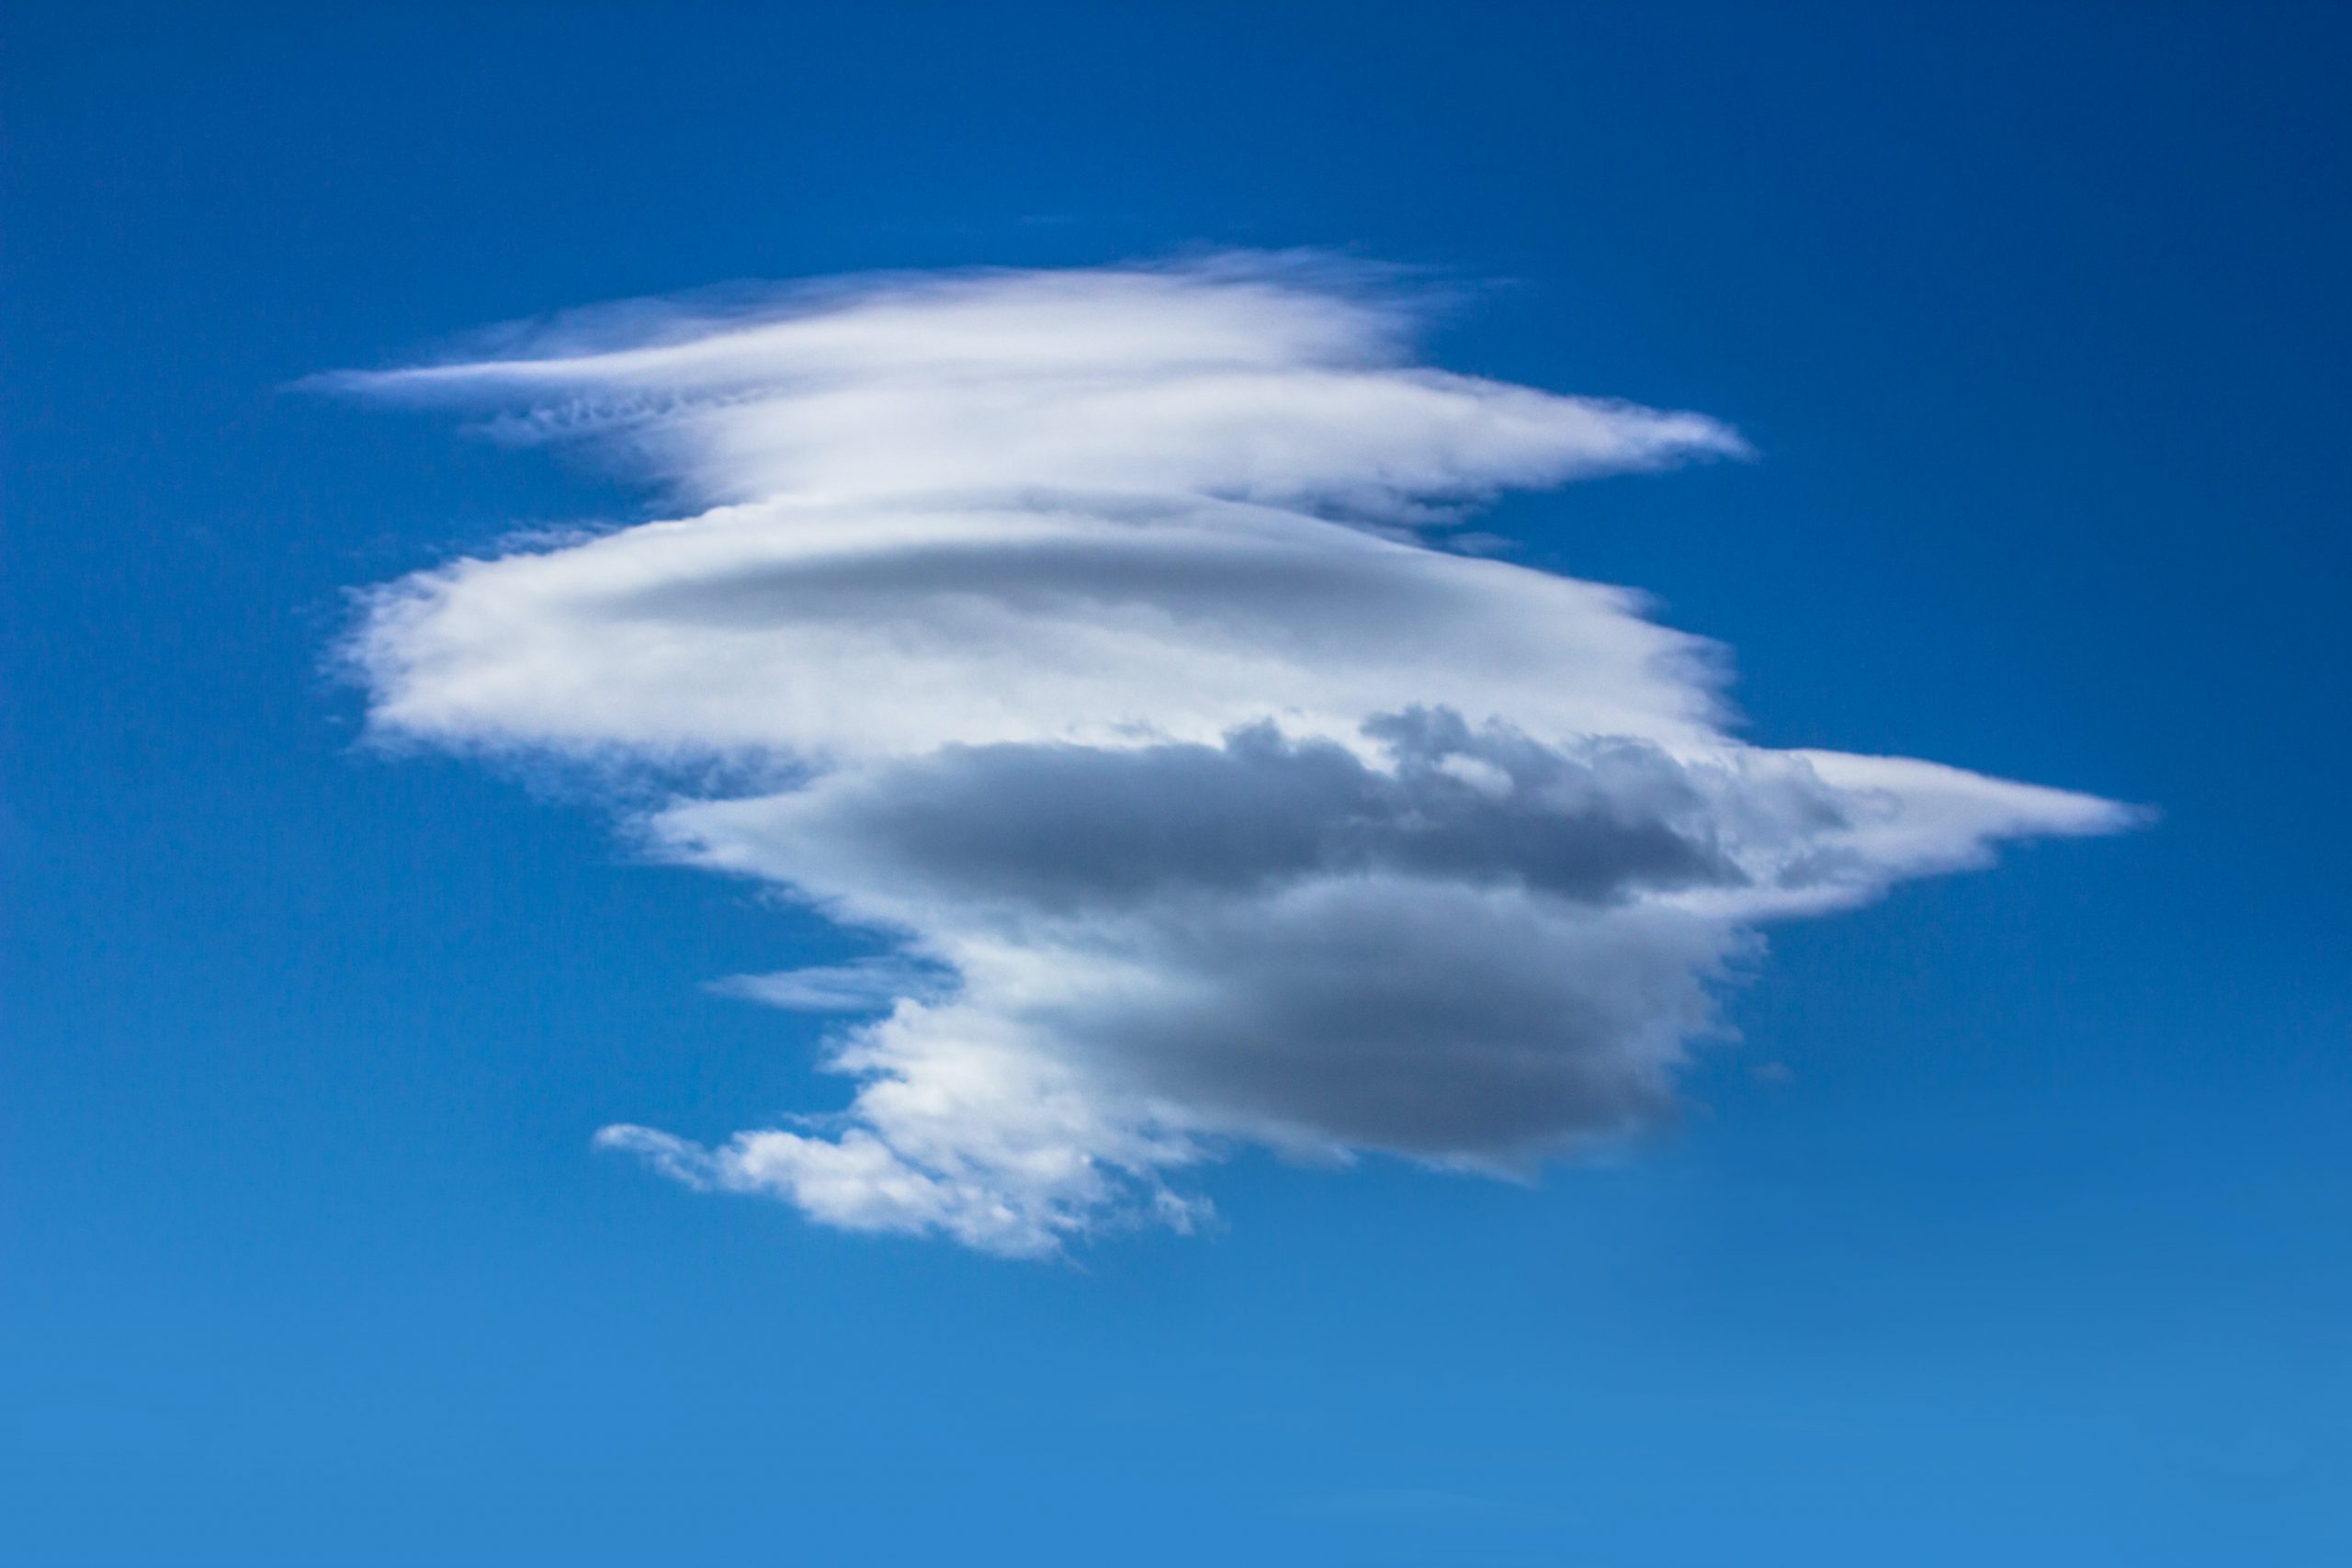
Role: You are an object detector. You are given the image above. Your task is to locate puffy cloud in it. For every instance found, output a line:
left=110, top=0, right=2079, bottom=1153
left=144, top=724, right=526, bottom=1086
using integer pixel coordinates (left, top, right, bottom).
left=335, top=255, right=2134, bottom=1257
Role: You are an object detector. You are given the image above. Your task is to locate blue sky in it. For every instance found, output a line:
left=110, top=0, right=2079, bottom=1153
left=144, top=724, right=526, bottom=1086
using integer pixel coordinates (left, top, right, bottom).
left=5, top=3, right=2349, bottom=1563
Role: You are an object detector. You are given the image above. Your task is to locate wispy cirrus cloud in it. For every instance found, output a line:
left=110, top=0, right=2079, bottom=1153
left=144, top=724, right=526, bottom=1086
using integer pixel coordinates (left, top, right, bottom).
left=332, top=254, right=2133, bottom=1256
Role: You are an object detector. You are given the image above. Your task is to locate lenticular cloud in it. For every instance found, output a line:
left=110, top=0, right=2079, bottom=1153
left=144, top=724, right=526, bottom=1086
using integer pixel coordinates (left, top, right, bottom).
left=334, top=255, right=2132, bottom=1256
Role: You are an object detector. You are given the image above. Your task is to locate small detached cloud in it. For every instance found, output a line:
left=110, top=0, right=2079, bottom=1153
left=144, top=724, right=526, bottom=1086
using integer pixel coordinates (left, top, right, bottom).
left=334, top=255, right=2134, bottom=1257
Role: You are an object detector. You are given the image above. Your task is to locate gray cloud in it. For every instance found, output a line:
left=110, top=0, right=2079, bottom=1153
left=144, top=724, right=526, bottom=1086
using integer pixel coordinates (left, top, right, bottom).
left=666, top=714, right=1752, bottom=916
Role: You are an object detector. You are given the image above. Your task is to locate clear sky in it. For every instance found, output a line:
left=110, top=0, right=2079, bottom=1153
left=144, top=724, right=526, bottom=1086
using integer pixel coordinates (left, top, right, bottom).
left=6, top=4, right=2349, bottom=1564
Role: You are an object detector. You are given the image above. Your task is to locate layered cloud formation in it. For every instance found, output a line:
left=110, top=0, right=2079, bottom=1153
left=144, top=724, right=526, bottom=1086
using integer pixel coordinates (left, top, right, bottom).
left=334, top=256, right=2132, bottom=1256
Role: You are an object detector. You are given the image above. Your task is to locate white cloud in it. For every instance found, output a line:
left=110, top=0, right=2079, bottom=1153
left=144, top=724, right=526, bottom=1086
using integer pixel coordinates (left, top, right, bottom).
left=709, top=956, right=956, bottom=1014
left=334, top=255, right=2136, bottom=1257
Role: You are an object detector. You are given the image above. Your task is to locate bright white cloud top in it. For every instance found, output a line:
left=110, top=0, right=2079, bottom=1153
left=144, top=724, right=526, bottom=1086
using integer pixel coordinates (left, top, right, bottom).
left=334, top=256, right=2133, bottom=1257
